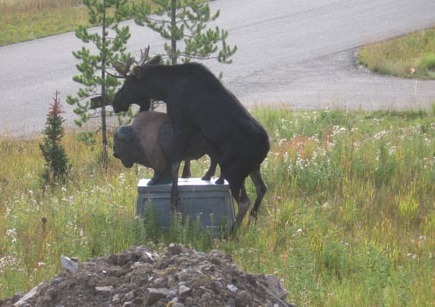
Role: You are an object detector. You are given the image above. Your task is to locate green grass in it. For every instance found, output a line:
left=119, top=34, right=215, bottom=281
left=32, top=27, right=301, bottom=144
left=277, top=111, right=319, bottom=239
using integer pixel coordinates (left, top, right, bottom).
left=358, top=27, right=435, bottom=79
left=0, top=0, right=174, bottom=47
left=0, top=0, right=88, bottom=46
left=1, top=107, right=434, bottom=306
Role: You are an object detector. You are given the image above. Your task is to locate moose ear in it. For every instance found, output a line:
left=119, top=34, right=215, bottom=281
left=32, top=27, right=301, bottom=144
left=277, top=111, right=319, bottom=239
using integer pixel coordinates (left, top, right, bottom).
left=147, top=55, right=161, bottom=65
left=132, top=66, right=143, bottom=78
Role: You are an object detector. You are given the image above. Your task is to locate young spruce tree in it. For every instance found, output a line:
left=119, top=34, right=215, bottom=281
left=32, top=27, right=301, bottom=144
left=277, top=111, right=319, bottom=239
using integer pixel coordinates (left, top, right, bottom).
left=131, top=0, right=236, bottom=111
left=66, top=0, right=132, bottom=165
left=134, top=0, right=237, bottom=65
left=40, top=91, right=70, bottom=184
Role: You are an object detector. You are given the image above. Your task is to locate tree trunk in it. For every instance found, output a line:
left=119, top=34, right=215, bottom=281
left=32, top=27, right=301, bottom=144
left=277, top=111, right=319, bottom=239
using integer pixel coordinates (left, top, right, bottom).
left=171, top=0, right=177, bottom=65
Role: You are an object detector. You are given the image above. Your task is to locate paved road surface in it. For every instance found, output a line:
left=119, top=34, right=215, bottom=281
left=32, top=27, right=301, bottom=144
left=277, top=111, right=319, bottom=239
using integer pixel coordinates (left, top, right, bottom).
left=1, top=0, right=435, bottom=137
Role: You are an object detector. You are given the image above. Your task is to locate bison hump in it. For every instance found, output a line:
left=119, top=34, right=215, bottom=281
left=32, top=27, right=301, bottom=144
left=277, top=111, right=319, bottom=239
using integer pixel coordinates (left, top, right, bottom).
left=132, top=112, right=169, bottom=173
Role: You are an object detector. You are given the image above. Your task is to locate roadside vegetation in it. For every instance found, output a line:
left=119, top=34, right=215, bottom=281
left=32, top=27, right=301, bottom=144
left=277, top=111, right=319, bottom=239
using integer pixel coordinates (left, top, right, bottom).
left=1, top=108, right=434, bottom=306
left=358, top=27, right=435, bottom=79
left=0, top=0, right=154, bottom=46
left=0, top=0, right=87, bottom=46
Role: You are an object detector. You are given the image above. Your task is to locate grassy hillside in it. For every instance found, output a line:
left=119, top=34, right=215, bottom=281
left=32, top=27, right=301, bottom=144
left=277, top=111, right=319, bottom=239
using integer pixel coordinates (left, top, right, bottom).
left=1, top=107, right=434, bottom=306
left=358, top=27, right=435, bottom=79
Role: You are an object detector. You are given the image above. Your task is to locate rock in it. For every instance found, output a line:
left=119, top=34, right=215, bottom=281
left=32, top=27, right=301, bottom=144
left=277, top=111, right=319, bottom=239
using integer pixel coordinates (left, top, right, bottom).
left=95, top=286, right=114, bottom=294
left=179, top=285, right=191, bottom=295
left=59, top=256, right=78, bottom=274
left=112, top=294, right=121, bottom=303
left=13, top=282, right=43, bottom=306
left=265, top=274, right=288, bottom=300
left=144, top=288, right=171, bottom=305
left=226, top=284, right=238, bottom=293
left=125, top=290, right=135, bottom=301
left=167, top=243, right=183, bottom=256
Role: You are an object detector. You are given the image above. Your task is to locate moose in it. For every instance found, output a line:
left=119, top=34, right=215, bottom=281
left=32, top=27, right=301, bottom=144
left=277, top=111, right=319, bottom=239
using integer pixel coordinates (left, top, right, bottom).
left=113, top=111, right=223, bottom=185
left=112, top=47, right=270, bottom=229
left=111, top=55, right=212, bottom=181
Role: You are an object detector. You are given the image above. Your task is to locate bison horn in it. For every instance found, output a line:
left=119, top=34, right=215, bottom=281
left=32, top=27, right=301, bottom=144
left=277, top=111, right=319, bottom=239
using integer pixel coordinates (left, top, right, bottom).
left=116, top=126, right=135, bottom=142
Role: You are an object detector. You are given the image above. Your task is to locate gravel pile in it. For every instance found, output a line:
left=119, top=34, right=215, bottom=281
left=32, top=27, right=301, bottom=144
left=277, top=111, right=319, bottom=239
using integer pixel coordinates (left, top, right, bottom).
left=0, top=244, right=294, bottom=307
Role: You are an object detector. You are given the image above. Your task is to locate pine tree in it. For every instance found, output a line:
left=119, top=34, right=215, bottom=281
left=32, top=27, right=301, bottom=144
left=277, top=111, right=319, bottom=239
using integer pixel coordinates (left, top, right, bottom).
left=134, top=0, right=237, bottom=65
left=40, top=91, right=70, bottom=184
left=66, top=0, right=133, bottom=165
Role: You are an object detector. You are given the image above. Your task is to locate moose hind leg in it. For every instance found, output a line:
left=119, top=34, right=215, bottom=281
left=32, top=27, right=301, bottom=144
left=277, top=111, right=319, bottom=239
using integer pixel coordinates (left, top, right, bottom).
left=167, top=127, right=191, bottom=209
left=170, top=161, right=181, bottom=210
left=230, top=180, right=251, bottom=234
left=249, top=167, right=267, bottom=218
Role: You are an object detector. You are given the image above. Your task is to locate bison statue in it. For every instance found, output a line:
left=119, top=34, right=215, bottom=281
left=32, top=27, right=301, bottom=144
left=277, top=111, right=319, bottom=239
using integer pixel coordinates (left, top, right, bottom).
left=113, top=111, right=222, bottom=185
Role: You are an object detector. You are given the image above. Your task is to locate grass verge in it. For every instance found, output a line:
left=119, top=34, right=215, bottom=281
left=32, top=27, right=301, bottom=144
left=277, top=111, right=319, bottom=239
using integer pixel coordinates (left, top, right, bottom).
left=358, top=27, right=435, bottom=79
left=0, top=0, right=88, bottom=46
left=1, top=107, right=434, bottom=306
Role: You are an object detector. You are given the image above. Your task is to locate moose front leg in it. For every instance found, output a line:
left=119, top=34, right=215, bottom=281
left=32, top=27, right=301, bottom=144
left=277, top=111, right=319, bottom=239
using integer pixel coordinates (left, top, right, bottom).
left=148, top=170, right=172, bottom=185
left=181, top=160, right=191, bottom=178
left=168, top=128, right=190, bottom=210
left=165, top=110, right=192, bottom=209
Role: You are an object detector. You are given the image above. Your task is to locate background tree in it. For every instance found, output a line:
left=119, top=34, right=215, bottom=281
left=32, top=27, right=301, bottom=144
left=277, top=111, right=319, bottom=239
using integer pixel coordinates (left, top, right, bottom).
left=134, top=0, right=237, bottom=65
left=40, top=91, right=70, bottom=184
left=66, top=0, right=133, bottom=165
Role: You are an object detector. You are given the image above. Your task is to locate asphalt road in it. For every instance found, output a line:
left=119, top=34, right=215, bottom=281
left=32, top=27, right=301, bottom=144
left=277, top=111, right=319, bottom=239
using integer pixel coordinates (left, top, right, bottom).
left=1, top=0, right=435, bottom=137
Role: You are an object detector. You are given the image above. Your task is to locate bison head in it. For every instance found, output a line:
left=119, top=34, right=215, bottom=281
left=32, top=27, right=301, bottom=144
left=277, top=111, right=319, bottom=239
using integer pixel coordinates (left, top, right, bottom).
left=113, top=126, right=144, bottom=168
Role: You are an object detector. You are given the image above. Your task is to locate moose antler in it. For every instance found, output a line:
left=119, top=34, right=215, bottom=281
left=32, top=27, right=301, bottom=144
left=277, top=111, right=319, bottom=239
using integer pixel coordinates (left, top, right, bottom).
left=111, top=57, right=135, bottom=78
left=135, top=45, right=150, bottom=66
left=109, top=46, right=151, bottom=78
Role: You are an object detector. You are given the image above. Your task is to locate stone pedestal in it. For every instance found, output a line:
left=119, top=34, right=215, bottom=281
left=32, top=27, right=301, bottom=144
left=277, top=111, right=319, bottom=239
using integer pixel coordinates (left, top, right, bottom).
left=137, top=178, right=235, bottom=235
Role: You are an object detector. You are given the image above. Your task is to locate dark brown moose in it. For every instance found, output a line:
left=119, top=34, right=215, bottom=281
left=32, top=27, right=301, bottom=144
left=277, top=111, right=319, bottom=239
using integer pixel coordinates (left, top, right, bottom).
left=112, top=47, right=270, bottom=231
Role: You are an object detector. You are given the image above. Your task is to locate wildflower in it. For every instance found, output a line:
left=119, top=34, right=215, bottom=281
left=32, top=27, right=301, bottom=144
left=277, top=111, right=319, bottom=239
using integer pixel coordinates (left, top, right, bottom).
left=6, top=228, right=17, bottom=242
left=118, top=172, right=126, bottom=183
left=332, top=125, right=348, bottom=136
left=373, top=130, right=389, bottom=140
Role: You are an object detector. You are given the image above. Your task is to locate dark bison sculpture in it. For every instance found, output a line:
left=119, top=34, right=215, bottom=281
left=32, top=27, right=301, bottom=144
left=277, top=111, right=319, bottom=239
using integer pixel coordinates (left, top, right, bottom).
left=112, top=47, right=270, bottom=229
left=113, top=111, right=222, bottom=185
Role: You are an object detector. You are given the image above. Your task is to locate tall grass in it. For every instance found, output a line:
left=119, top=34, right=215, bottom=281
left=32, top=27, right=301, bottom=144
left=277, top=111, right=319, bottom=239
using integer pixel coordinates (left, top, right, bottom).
left=1, top=107, right=434, bottom=306
left=358, top=27, right=435, bottom=79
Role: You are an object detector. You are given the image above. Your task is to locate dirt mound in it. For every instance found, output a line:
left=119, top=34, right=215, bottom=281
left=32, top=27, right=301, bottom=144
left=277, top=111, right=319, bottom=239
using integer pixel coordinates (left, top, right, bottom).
left=1, top=244, right=294, bottom=307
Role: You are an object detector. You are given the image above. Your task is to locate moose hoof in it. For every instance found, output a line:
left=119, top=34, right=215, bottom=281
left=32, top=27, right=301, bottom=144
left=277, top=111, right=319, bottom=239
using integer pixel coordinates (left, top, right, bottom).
left=249, top=210, right=258, bottom=219
left=215, top=177, right=225, bottom=185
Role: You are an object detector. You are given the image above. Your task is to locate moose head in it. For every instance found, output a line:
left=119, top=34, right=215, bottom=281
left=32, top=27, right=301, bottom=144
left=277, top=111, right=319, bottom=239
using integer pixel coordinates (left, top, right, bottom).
left=111, top=46, right=161, bottom=113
